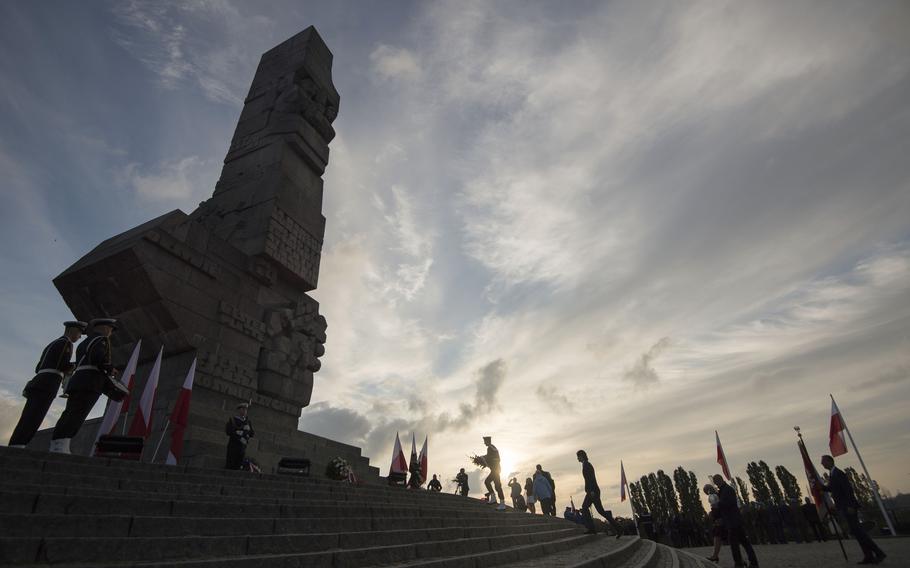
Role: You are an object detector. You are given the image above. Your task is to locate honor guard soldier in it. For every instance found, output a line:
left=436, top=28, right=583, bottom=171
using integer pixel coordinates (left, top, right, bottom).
left=50, top=318, right=122, bottom=454
left=8, top=321, right=87, bottom=448
left=225, top=402, right=254, bottom=469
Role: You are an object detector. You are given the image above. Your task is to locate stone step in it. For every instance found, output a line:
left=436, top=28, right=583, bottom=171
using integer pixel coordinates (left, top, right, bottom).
left=674, top=548, right=713, bottom=568
left=0, top=513, right=557, bottom=538
left=0, top=489, right=535, bottom=522
left=567, top=538, right=655, bottom=568
left=496, top=535, right=640, bottom=567
left=0, top=450, right=478, bottom=509
left=0, top=471, right=486, bottom=511
left=3, top=526, right=584, bottom=567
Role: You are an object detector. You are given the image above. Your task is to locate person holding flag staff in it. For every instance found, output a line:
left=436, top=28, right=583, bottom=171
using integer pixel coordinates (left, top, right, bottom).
left=8, top=320, right=87, bottom=448
left=820, top=454, right=887, bottom=565
left=51, top=318, right=124, bottom=454
left=225, top=402, right=254, bottom=469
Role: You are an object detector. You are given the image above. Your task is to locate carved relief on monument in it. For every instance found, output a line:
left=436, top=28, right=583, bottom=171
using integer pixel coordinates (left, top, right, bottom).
left=263, top=208, right=322, bottom=286
left=218, top=301, right=266, bottom=342
left=257, top=295, right=326, bottom=405
left=197, top=349, right=257, bottom=389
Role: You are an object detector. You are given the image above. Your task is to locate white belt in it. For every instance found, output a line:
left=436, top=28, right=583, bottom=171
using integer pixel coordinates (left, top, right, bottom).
left=75, top=365, right=100, bottom=372
left=37, top=369, right=64, bottom=378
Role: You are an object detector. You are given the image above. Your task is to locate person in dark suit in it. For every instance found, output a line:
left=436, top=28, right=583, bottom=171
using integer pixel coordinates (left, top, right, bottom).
left=820, top=455, right=886, bottom=565
left=576, top=450, right=622, bottom=537
left=713, top=474, right=760, bottom=568
left=8, top=321, right=87, bottom=448
left=50, top=318, right=118, bottom=454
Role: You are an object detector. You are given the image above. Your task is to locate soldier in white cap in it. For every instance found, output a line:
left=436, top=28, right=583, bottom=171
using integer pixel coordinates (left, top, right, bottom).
left=8, top=320, right=87, bottom=448
left=225, top=402, right=255, bottom=469
left=50, top=318, right=120, bottom=454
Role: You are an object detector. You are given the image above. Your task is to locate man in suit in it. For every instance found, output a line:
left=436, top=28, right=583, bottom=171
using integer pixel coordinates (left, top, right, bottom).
left=576, top=450, right=622, bottom=537
left=820, top=455, right=886, bottom=565
left=8, top=321, right=87, bottom=448
left=50, top=318, right=119, bottom=454
left=713, top=474, right=760, bottom=568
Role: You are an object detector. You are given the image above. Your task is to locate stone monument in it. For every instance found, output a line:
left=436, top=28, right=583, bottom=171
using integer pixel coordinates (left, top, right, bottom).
left=44, top=27, right=377, bottom=479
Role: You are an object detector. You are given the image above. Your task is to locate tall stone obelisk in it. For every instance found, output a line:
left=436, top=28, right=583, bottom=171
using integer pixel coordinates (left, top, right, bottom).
left=48, top=28, right=377, bottom=478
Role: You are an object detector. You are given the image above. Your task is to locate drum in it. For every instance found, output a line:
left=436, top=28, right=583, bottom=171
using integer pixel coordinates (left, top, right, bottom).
left=102, top=376, right=130, bottom=401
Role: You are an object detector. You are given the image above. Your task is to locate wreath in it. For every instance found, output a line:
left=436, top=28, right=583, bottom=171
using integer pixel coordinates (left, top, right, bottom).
left=325, top=456, right=352, bottom=480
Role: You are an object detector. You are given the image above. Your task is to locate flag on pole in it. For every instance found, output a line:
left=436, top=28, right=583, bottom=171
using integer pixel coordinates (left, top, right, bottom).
left=418, top=436, right=428, bottom=484
left=716, top=431, right=732, bottom=480
left=829, top=397, right=848, bottom=457
left=128, top=346, right=162, bottom=439
left=92, top=341, right=141, bottom=454
left=620, top=460, right=628, bottom=502
left=797, top=435, right=827, bottom=519
left=389, top=432, right=408, bottom=474
left=165, top=358, right=196, bottom=465
left=118, top=340, right=142, bottom=425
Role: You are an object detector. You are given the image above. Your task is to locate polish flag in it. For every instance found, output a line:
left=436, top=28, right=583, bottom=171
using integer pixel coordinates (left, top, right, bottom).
left=165, top=358, right=196, bottom=465
left=418, top=436, right=428, bottom=484
left=620, top=461, right=628, bottom=502
left=92, top=341, right=141, bottom=454
left=389, top=432, right=408, bottom=474
left=716, top=431, right=732, bottom=480
left=128, top=347, right=162, bottom=439
left=829, top=397, right=848, bottom=457
left=118, top=340, right=142, bottom=424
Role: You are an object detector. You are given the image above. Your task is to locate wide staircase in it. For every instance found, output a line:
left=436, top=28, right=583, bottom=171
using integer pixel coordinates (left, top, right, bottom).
left=0, top=446, right=716, bottom=567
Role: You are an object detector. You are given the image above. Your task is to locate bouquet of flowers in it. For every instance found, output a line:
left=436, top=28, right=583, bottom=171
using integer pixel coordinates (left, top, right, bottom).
left=325, top=456, right=352, bottom=481
left=470, top=454, right=487, bottom=469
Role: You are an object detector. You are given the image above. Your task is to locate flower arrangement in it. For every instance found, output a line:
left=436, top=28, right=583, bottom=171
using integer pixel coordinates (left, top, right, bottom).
left=325, top=456, right=352, bottom=480
left=470, top=454, right=487, bottom=469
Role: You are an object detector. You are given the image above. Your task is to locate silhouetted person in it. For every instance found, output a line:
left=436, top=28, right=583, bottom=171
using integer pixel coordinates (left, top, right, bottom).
left=704, top=484, right=724, bottom=563
left=576, top=450, right=622, bottom=537
left=455, top=468, right=469, bottom=496
left=801, top=497, right=827, bottom=542
left=714, top=474, right=759, bottom=568
left=820, top=455, right=886, bottom=565
left=480, top=436, right=505, bottom=510
left=535, top=464, right=556, bottom=516
left=9, top=321, right=86, bottom=448
left=427, top=474, right=442, bottom=492
left=533, top=469, right=554, bottom=516
left=525, top=476, right=536, bottom=514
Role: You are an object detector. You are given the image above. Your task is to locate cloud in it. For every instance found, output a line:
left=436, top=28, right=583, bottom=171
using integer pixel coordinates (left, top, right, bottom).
left=124, top=156, right=214, bottom=206
left=623, top=337, right=673, bottom=389
left=535, top=384, right=574, bottom=411
left=370, top=45, right=421, bottom=81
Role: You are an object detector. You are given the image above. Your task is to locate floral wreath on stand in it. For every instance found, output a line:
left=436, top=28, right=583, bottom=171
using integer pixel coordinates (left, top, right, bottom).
left=326, top=457, right=352, bottom=481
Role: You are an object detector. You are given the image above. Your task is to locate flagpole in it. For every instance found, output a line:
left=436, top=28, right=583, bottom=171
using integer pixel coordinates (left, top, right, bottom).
left=151, top=419, right=171, bottom=464
left=830, top=394, right=897, bottom=536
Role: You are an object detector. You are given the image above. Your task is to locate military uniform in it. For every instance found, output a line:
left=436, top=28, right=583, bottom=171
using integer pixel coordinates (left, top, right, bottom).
left=8, top=321, right=86, bottom=447
left=51, top=319, right=117, bottom=452
left=225, top=405, right=254, bottom=469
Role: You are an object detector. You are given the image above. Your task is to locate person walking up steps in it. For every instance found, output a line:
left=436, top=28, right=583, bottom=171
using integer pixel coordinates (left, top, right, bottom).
left=576, top=450, right=622, bottom=537
left=478, top=436, right=506, bottom=510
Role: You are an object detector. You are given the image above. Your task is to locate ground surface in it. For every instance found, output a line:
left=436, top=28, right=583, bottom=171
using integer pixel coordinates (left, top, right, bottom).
left=688, top=538, right=909, bottom=568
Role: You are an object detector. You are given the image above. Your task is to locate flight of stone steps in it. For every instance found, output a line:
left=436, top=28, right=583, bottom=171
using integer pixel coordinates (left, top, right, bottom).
left=0, top=446, right=717, bottom=568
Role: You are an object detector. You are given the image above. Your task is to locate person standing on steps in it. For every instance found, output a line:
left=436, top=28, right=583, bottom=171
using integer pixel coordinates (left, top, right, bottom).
left=8, top=321, right=87, bottom=448
left=525, top=476, right=536, bottom=514
left=713, top=474, right=760, bottom=568
left=454, top=468, right=469, bottom=496
left=225, top=402, right=254, bottom=469
left=50, top=318, right=120, bottom=454
left=536, top=464, right=556, bottom=516
left=576, top=450, right=623, bottom=537
left=533, top=468, right=555, bottom=516
left=427, top=474, right=442, bottom=492
left=820, top=455, right=887, bottom=565
left=480, top=436, right=506, bottom=510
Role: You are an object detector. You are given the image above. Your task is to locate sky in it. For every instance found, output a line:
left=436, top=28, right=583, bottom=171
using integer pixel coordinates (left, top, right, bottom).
left=1, top=1, right=909, bottom=515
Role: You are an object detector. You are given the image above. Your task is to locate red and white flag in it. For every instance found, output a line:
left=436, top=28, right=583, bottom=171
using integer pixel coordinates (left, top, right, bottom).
left=389, top=432, right=408, bottom=474
left=716, top=431, right=732, bottom=480
left=93, top=341, right=141, bottom=453
left=165, top=358, right=196, bottom=465
left=128, top=346, right=162, bottom=439
left=829, top=396, right=848, bottom=457
left=798, top=435, right=828, bottom=519
left=620, top=461, right=628, bottom=502
left=118, top=340, right=142, bottom=429
left=418, top=436, right=428, bottom=484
